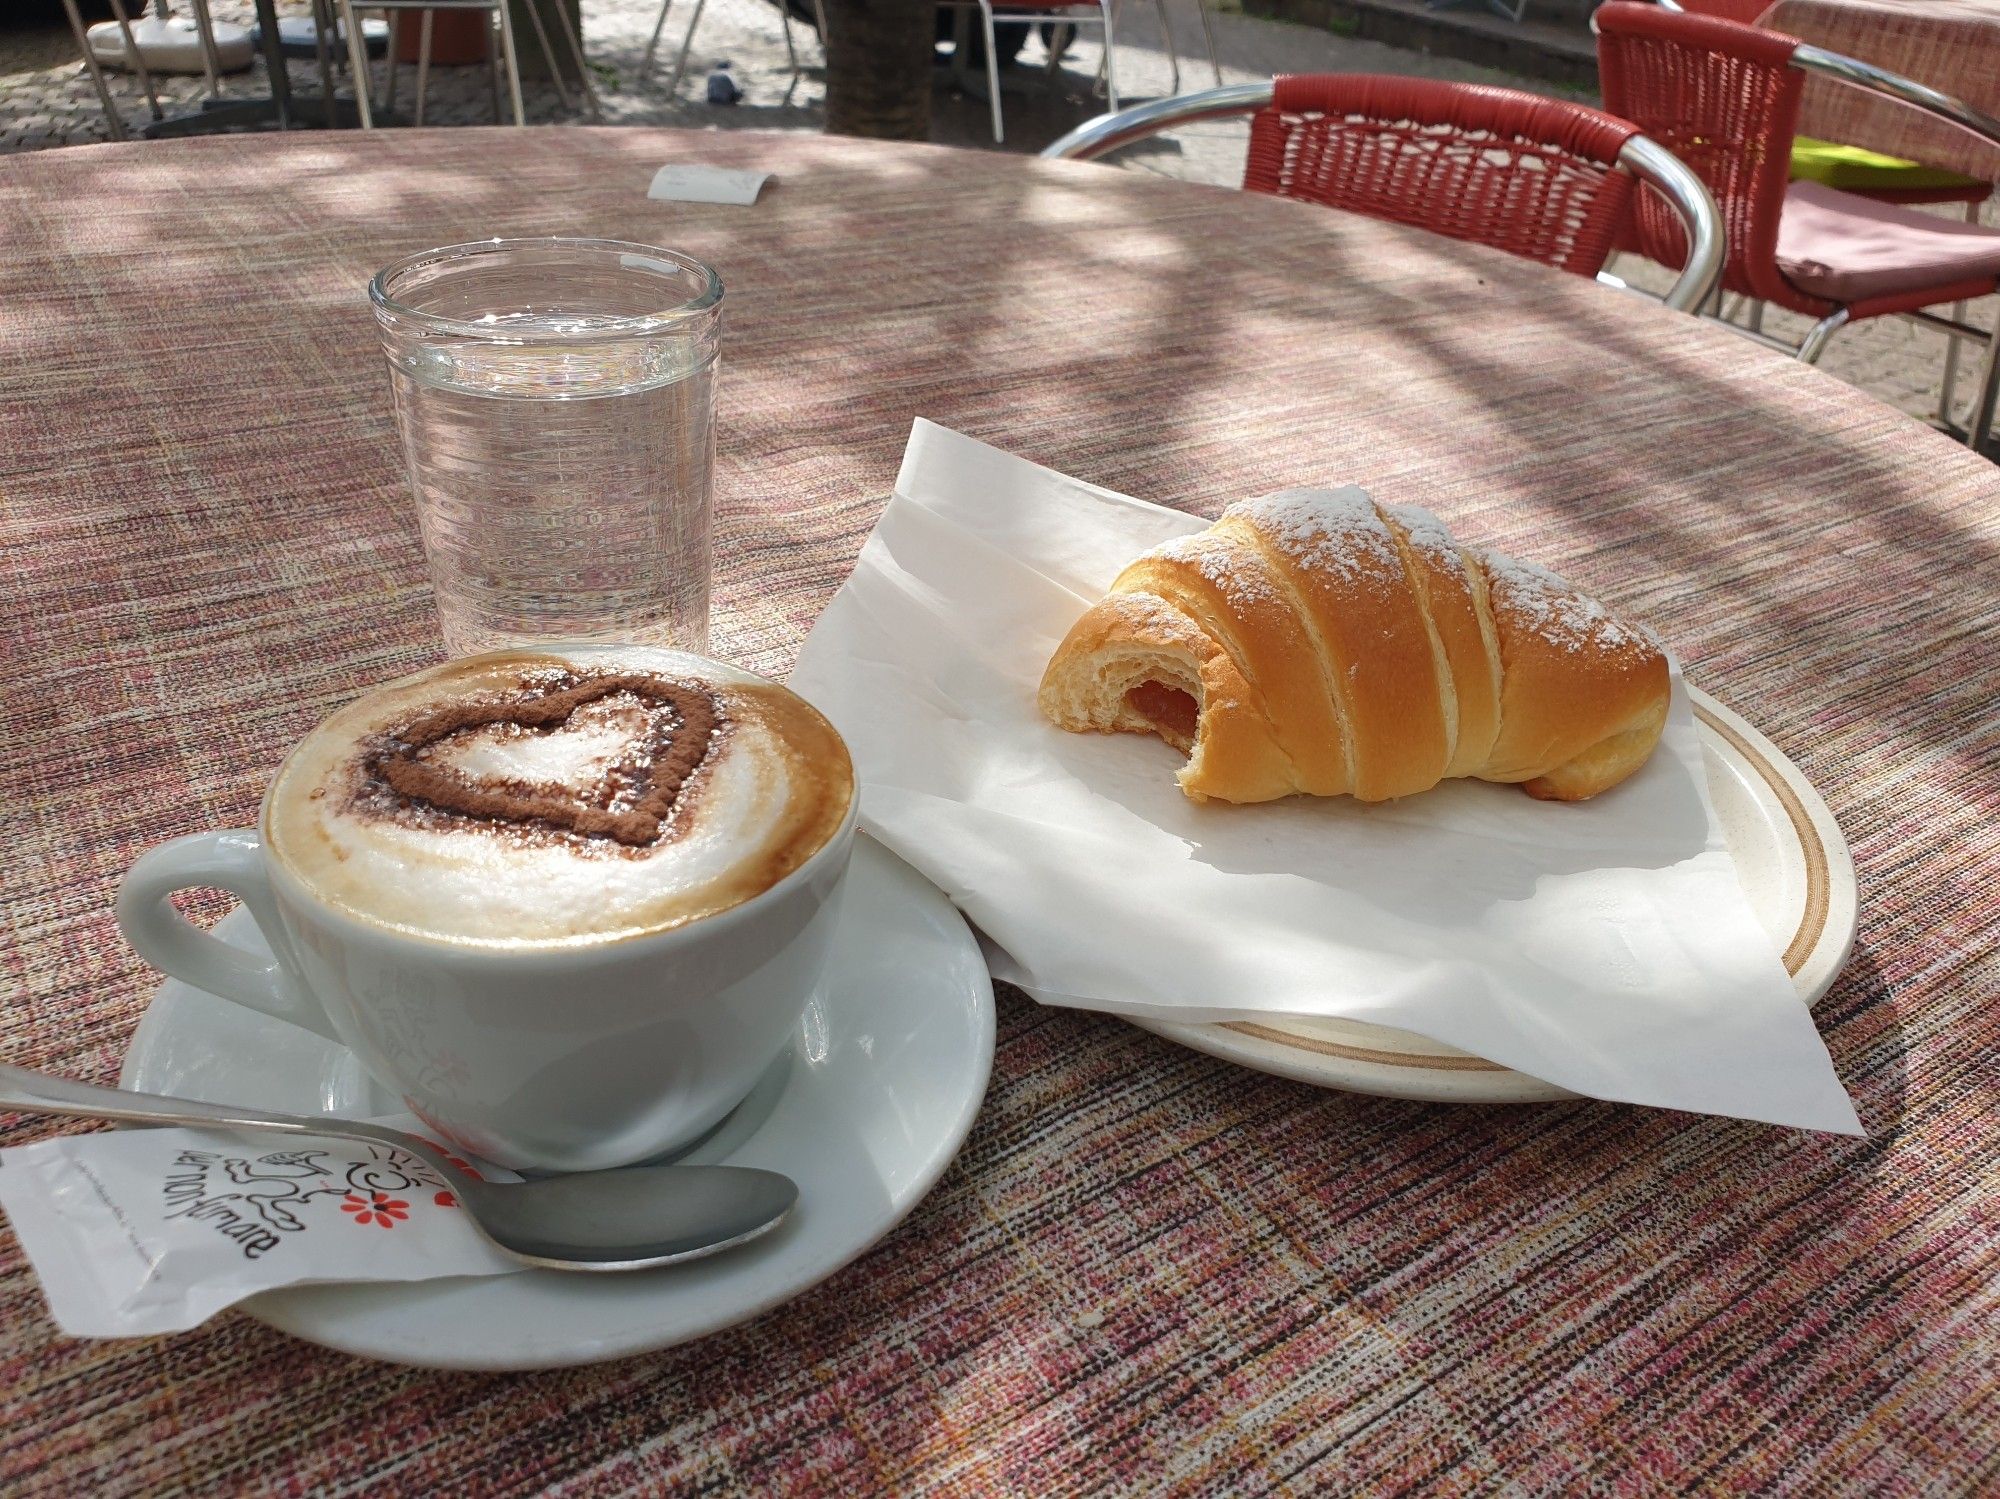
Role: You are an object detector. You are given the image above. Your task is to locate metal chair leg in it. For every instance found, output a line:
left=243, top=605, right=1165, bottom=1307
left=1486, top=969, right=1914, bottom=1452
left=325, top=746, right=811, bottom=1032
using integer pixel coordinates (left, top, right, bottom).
left=386, top=10, right=400, bottom=112
left=340, top=0, right=374, bottom=126
left=105, top=0, right=163, bottom=120
left=1153, top=0, right=1179, bottom=95
left=548, top=0, right=604, bottom=120
left=1194, top=0, right=1220, bottom=86
left=59, top=0, right=129, bottom=141
left=813, top=0, right=830, bottom=57
left=309, top=0, right=337, bottom=108
left=495, top=1, right=526, bottom=124
left=1937, top=200, right=1980, bottom=425
left=187, top=0, right=223, bottom=95
left=415, top=6, right=432, bottom=125
left=977, top=0, right=1004, bottom=142
left=780, top=3, right=801, bottom=79
left=1796, top=308, right=1849, bottom=364
left=666, top=0, right=710, bottom=96
left=490, top=14, right=504, bottom=119
left=520, top=0, right=576, bottom=110
left=1966, top=304, right=2000, bottom=453
left=642, top=0, right=675, bottom=77
left=1100, top=0, right=1118, bottom=113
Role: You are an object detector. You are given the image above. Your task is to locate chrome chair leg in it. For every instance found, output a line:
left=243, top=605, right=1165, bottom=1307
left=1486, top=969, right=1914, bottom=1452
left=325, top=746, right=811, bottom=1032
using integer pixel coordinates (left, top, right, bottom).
left=1100, top=0, right=1117, bottom=112
left=1153, top=0, right=1179, bottom=95
left=385, top=10, right=400, bottom=112
left=1937, top=200, right=1981, bottom=425
left=813, top=0, right=830, bottom=57
left=495, top=1, right=526, bottom=123
left=977, top=0, right=1004, bottom=142
left=1967, top=305, right=2000, bottom=452
left=188, top=0, right=223, bottom=95
left=520, top=0, right=576, bottom=110
left=490, top=15, right=504, bottom=119
left=642, top=0, right=675, bottom=77
left=59, top=0, right=129, bottom=140
left=780, top=3, right=800, bottom=78
left=106, top=0, right=163, bottom=121
left=415, top=6, right=432, bottom=125
left=340, top=0, right=374, bottom=126
left=547, top=0, right=604, bottom=121
left=666, top=0, right=710, bottom=95
left=1796, top=307, right=1849, bottom=364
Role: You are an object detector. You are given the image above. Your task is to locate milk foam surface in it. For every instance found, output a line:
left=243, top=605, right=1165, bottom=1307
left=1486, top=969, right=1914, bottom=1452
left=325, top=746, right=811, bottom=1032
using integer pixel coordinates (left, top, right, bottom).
left=264, top=646, right=853, bottom=946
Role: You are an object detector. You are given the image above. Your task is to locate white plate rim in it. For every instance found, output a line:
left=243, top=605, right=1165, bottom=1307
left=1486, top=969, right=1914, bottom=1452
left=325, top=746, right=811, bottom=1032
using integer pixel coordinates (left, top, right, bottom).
left=119, top=837, right=996, bottom=1371
left=1127, top=685, right=1858, bottom=1104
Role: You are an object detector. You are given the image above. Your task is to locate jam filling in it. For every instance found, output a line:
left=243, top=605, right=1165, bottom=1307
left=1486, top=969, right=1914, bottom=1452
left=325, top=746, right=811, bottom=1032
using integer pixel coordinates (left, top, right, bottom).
left=1125, top=680, right=1199, bottom=743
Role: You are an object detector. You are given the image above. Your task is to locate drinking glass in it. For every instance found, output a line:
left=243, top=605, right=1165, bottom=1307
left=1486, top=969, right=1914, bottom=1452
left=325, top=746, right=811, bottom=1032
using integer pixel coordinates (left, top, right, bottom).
left=371, top=238, right=723, bottom=657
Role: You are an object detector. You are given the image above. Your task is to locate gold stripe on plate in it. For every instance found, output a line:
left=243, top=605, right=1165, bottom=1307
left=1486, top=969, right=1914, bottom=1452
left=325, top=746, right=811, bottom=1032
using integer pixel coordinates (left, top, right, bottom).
left=1238, top=700, right=1831, bottom=1072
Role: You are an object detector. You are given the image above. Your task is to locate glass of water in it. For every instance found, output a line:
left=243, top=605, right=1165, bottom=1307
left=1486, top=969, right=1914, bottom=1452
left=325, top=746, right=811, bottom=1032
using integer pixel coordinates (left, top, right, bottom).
left=371, top=238, right=722, bottom=658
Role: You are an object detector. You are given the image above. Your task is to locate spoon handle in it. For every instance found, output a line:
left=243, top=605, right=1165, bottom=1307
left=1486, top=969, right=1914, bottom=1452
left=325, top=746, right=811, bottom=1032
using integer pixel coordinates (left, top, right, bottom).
left=0, top=1063, right=456, bottom=1174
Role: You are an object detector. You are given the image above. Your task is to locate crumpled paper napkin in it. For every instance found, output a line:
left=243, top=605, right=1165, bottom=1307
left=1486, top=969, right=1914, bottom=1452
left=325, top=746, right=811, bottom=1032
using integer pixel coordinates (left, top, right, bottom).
left=789, top=421, right=1861, bottom=1134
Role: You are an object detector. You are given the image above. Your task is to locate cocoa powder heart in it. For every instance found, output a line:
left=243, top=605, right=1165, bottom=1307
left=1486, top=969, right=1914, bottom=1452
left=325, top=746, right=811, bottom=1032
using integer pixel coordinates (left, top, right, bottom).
left=369, top=674, right=720, bottom=847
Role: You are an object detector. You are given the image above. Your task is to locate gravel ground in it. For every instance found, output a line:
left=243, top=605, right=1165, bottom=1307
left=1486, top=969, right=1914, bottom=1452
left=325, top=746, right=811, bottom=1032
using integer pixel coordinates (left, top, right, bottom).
left=4, top=0, right=1993, bottom=444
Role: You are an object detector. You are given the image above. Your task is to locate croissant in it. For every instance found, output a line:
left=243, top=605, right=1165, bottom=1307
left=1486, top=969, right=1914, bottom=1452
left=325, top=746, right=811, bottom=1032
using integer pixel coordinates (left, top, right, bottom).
left=1039, top=488, right=1669, bottom=804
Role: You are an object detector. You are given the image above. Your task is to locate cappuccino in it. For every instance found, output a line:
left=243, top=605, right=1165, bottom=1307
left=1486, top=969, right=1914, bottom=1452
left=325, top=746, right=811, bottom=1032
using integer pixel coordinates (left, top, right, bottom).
left=264, top=646, right=853, bottom=945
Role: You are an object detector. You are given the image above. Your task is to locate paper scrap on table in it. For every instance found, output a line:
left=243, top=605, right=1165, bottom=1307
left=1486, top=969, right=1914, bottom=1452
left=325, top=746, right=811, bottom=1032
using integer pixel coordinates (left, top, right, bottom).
left=789, top=419, right=1862, bottom=1135
left=0, top=1120, right=522, bottom=1337
left=647, top=165, right=770, bottom=205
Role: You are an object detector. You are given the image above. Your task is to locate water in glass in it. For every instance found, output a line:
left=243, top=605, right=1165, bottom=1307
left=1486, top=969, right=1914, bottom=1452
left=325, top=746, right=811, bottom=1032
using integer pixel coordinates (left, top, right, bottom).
left=373, top=240, right=722, bottom=658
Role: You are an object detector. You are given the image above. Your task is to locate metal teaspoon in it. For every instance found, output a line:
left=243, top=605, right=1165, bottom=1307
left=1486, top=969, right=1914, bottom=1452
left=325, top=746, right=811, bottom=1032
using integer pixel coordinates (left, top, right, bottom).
left=0, top=1064, right=797, bottom=1272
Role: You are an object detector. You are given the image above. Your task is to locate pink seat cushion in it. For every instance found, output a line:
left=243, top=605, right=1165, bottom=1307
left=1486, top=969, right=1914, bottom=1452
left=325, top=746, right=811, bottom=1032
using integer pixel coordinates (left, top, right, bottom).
left=1777, top=180, right=2000, bottom=303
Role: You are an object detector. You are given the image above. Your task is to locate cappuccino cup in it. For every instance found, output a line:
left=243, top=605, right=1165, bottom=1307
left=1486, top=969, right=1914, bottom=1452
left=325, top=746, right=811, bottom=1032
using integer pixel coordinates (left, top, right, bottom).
left=117, top=644, right=857, bottom=1173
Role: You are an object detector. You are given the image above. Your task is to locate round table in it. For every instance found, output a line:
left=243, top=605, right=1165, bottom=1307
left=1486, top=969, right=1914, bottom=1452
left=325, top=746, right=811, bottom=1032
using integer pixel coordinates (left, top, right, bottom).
left=3, top=128, right=1996, bottom=1494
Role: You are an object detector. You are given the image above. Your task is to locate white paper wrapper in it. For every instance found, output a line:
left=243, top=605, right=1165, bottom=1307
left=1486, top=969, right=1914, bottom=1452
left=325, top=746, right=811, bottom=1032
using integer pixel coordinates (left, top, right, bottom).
left=790, top=421, right=1861, bottom=1134
left=0, top=1122, right=521, bottom=1336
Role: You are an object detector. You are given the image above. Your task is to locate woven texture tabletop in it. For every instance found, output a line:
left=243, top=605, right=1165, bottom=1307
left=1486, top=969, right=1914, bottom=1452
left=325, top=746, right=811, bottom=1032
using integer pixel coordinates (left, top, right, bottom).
left=1, top=127, right=1996, bottom=1496
left=1760, top=0, right=2000, bottom=180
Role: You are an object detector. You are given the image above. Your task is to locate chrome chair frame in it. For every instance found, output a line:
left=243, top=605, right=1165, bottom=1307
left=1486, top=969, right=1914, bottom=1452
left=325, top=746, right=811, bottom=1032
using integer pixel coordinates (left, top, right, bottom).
left=1041, top=83, right=1727, bottom=313
left=642, top=0, right=832, bottom=102
left=340, top=0, right=536, bottom=127
left=1643, top=0, right=2000, bottom=449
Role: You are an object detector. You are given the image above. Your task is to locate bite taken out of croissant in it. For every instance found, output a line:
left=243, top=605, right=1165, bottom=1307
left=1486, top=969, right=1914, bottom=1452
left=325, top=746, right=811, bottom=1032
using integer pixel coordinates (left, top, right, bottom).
left=1038, top=488, right=1669, bottom=805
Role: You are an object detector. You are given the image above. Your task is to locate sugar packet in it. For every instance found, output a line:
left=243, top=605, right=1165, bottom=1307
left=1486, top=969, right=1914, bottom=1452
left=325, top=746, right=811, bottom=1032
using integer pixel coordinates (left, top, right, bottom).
left=0, top=1121, right=523, bottom=1337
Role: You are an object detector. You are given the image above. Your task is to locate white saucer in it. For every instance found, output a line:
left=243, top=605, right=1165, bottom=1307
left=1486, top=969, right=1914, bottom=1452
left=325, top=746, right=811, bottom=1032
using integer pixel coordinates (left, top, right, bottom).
left=1129, top=687, right=1859, bottom=1103
left=120, top=837, right=994, bottom=1372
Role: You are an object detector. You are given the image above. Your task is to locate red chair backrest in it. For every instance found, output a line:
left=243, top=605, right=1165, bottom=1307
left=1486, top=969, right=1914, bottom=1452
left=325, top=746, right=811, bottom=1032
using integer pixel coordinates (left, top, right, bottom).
left=1242, top=75, right=1643, bottom=279
left=1594, top=3, right=1828, bottom=312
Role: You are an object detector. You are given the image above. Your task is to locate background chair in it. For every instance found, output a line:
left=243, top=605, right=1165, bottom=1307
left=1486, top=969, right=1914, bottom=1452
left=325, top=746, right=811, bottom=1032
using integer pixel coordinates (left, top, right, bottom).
left=642, top=0, right=830, bottom=102
left=1654, top=0, right=1988, bottom=208
left=1041, top=75, right=1723, bottom=311
left=339, top=0, right=603, bottom=127
left=1594, top=2, right=2000, bottom=449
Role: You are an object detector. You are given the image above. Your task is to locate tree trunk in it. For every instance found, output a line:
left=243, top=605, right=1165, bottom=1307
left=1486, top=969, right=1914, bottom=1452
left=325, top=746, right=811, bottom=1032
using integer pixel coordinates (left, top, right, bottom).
left=822, top=0, right=934, bottom=141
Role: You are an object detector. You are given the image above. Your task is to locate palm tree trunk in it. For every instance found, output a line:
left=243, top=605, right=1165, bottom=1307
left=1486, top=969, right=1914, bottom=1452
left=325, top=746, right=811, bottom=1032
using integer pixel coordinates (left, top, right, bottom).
left=823, top=0, right=934, bottom=140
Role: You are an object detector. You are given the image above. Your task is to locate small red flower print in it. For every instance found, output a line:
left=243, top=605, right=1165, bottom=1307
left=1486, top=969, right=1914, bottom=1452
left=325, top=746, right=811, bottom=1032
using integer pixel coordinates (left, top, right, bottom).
left=342, top=1192, right=411, bottom=1228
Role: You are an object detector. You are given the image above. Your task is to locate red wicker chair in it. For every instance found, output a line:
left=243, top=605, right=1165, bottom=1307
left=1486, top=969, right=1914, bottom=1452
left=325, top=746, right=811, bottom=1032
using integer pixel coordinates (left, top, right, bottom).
left=1040, top=75, right=1723, bottom=311
left=1594, top=2, right=2000, bottom=446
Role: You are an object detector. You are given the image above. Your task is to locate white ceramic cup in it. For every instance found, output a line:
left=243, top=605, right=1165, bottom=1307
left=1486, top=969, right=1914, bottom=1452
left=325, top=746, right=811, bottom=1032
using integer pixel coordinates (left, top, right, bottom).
left=115, top=672, right=857, bottom=1175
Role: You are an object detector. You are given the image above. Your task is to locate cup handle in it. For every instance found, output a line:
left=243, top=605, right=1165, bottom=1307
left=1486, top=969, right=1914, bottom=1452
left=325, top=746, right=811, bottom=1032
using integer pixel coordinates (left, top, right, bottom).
left=116, top=829, right=341, bottom=1042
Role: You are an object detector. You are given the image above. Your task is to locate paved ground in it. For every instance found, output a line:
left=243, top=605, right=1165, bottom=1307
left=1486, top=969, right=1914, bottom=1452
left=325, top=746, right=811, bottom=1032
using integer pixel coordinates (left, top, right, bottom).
left=3, top=0, right=1994, bottom=444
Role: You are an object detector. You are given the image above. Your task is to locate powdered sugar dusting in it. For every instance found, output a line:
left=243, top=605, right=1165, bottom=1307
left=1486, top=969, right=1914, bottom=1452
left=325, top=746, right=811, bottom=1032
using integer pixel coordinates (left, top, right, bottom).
left=1115, top=590, right=1205, bottom=642
left=1228, top=488, right=1401, bottom=592
left=1150, top=532, right=1280, bottom=607
left=1386, top=504, right=1460, bottom=572
left=1479, top=549, right=1649, bottom=654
